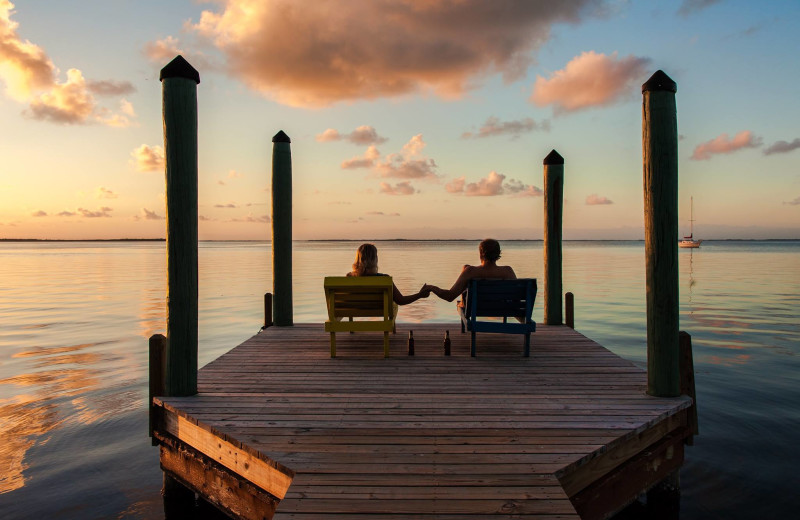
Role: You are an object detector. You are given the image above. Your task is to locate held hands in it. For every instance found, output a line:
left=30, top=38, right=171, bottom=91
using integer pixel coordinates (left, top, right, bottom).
left=420, top=283, right=433, bottom=298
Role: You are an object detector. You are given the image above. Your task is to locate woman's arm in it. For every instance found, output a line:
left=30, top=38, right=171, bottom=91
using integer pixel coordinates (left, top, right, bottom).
left=393, top=283, right=432, bottom=305
left=431, top=265, right=473, bottom=302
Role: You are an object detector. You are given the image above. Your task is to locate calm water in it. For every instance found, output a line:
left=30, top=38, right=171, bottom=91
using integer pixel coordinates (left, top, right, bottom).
left=0, top=240, right=798, bottom=519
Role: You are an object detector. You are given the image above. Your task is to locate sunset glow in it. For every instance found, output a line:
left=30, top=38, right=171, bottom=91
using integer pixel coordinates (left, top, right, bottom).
left=1, top=0, right=798, bottom=240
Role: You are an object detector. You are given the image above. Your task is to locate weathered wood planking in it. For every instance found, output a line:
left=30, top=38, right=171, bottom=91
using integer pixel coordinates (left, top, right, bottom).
left=156, top=323, right=692, bottom=519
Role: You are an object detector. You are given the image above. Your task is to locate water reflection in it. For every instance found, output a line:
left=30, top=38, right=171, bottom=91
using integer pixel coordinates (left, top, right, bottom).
left=0, top=240, right=798, bottom=519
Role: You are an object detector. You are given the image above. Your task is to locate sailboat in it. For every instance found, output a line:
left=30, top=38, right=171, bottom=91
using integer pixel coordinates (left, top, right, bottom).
left=679, top=196, right=702, bottom=248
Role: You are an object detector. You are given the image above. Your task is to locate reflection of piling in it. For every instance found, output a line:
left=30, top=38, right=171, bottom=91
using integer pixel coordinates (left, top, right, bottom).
left=272, top=131, right=293, bottom=326
left=642, top=70, right=680, bottom=397
left=543, top=150, right=564, bottom=326
left=161, top=55, right=200, bottom=396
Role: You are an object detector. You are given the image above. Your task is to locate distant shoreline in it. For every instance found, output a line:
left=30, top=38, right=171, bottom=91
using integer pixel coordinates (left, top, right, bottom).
left=2, top=238, right=799, bottom=243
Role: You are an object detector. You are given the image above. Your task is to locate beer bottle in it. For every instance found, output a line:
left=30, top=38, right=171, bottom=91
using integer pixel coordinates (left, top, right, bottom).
left=444, top=330, right=451, bottom=356
left=407, top=330, right=415, bottom=356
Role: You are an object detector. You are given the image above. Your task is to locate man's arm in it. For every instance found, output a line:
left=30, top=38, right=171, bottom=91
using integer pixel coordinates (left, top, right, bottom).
left=431, top=266, right=473, bottom=302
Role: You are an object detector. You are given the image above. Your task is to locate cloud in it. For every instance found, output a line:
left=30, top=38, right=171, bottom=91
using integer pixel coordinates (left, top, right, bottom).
left=586, top=194, right=613, bottom=205
left=678, top=0, right=722, bottom=17
left=691, top=131, right=763, bottom=160
left=131, top=144, right=165, bottom=172
left=445, top=177, right=465, bottom=194
left=318, top=125, right=387, bottom=145
left=379, top=182, right=415, bottom=196
left=446, top=171, right=542, bottom=197
left=133, top=208, right=164, bottom=221
left=0, top=2, right=135, bottom=125
left=531, top=51, right=651, bottom=114
left=87, top=79, right=135, bottom=96
left=342, top=135, right=439, bottom=181
left=214, top=203, right=237, bottom=208
left=374, top=135, right=438, bottom=180
left=341, top=145, right=381, bottom=169
left=764, top=138, right=800, bottom=156
left=228, top=213, right=270, bottom=223
left=366, top=211, right=400, bottom=217
left=49, top=207, right=114, bottom=218
left=31, top=210, right=47, bottom=217
left=461, top=116, right=549, bottom=139
left=143, top=36, right=214, bottom=72
left=187, top=0, right=604, bottom=107
left=95, top=187, right=118, bottom=199
left=784, top=196, right=800, bottom=206
left=26, top=68, right=94, bottom=123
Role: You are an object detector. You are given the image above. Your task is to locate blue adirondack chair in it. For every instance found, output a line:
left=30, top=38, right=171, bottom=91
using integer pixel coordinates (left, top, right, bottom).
left=459, top=278, right=537, bottom=357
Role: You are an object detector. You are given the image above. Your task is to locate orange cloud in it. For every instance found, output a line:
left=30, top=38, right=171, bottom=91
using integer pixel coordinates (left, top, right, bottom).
left=462, top=116, right=549, bottom=139
left=131, top=144, right=165, bottom=172
left=318, top=125, right=387, bottom=145
left=187, top=0, right=603, bottom=107
left=379, top=182, right=415, bottom=196
left=586, top=194, right=613, bottom=205
left=132, top=208, right=163, bottom=221
left=0, top=1, right=134, bottom=125
left=531, top=51, right=651, bottom=113
left=375, top=135, right=438, bottom=180
left=446, top=171, right=542, bottom=197
left=691, top=130, right=762, bottom=160
left=341, top=145, right=381, bottom=169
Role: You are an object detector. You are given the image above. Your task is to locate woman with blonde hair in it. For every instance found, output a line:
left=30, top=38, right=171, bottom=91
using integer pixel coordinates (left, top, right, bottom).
left=347, top=243, right=431, bottom=305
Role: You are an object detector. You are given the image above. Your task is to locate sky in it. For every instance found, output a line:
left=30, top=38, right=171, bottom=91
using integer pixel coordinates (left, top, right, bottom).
left=1, top=0, right=798, bottom=240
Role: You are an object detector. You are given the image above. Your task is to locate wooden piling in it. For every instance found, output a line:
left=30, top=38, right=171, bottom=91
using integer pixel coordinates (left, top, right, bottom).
left=680, top=331, right=699, bottom=444
left=543, top=149, right=564, bottom=326
left=263, top=292, right=273, bottom=330
left=161, top=55, right=200, bottom=397
left=272, top=130, right=293, bottom=326
left=565, top=292, right=574, bottom=329
left=642, top=70, right=680, bottom=397
left=148, top=334, right=166, bottom=444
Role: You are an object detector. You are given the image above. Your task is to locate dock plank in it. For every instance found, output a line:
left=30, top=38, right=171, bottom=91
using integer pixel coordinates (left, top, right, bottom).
left=157, top=323, right=691, bottom=519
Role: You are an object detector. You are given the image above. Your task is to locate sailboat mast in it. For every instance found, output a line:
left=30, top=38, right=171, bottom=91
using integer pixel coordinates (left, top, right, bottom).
left=690, top=196, right=694, bottom=237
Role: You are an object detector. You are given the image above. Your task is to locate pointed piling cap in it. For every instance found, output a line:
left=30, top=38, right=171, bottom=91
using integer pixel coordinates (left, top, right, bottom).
left=642, top=70, right=676, bottom=93
left=543, top=149, right=564, bottom=165
left=159, top=55, right=200, bottom=84
left=272, top=130, right=291, bottom=143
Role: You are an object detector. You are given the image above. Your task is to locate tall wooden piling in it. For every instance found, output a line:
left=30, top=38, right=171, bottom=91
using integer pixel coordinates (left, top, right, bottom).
left=160, top=55, right=200, bottom=396
left=272, top=130, right=293, bottom=326
left=543, top=149, right=564, bottom=326
left=642, top=70, right=680, bottom=397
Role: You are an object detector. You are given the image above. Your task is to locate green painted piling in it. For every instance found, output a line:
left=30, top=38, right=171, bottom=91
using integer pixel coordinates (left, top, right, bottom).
left=543, top=150, right=564, bottom=326
left=272, top=131, right=293, bottom=326
left=642, top=70, right=680, bottom=397
left=160, top=55, right=200, bottom=396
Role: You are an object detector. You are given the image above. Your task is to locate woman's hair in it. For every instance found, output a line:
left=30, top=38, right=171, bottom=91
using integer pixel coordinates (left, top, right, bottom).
left=479, top=238, right=501, bottom=262
left=352, top=243, right=379, bottom=276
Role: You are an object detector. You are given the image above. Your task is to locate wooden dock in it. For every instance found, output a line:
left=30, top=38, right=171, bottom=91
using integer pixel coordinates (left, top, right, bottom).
left=152, top=323, right=693, bottom=519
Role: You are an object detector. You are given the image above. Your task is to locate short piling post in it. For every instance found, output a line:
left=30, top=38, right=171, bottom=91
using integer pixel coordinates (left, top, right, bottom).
left=263, top=292, right=274, bottom=329
left=543, top=149, right=564, bottom=325
left=148, top=333, right=166, bottom=444
left=643, top=70, right=680, bottom=397
left=272, top=130, right=293, bottom=326
left=565, top=292, right=574, bottom=329
left=161, top=55, right=200, bottom=397
left=679, top=331, right=699, bottom=444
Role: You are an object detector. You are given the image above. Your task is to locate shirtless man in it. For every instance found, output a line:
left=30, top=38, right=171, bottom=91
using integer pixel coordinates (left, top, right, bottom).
left=429, top=238, right=516, bottom=303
